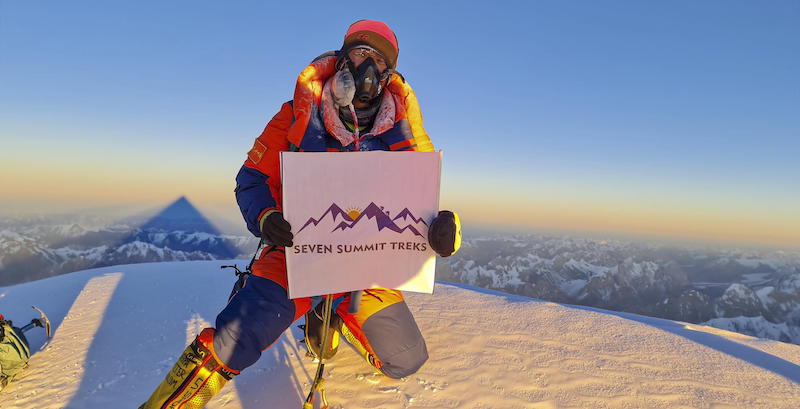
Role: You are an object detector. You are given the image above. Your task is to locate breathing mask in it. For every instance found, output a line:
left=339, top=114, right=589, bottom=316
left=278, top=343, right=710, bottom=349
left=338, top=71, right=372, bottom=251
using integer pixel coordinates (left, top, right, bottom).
left=349, top=57, right=382, bottom=104
left=333, top=54, right=386, bottom=108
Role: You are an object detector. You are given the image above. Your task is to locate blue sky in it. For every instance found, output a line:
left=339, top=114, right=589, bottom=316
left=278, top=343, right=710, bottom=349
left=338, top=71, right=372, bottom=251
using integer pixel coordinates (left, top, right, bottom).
left=1, top=1, right=798, bottom=247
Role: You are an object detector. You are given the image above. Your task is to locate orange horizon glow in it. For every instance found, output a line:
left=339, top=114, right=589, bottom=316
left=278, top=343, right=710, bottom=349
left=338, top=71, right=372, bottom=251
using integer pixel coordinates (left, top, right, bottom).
left=2, top=145, right=797, bottom=249
left=3, top=177, right=798, bottom=250
left=441, top=192, right=799, bottom=249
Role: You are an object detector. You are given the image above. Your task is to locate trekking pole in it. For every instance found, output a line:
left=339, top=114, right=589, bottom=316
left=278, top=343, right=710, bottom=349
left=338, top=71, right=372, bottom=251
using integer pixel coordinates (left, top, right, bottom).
left=304, top=295, right=333, bottom=409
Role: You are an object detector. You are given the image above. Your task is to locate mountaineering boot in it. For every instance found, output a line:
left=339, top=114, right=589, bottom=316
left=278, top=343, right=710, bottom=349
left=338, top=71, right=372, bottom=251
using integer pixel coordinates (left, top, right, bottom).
left=139, top=328, right=238, bottom=409
left=303, top=301, right=342, bottom=360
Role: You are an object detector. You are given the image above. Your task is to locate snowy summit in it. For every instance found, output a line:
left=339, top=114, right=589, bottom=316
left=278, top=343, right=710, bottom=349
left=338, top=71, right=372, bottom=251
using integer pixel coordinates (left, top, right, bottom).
left=0, top=261, right=798, bottom=408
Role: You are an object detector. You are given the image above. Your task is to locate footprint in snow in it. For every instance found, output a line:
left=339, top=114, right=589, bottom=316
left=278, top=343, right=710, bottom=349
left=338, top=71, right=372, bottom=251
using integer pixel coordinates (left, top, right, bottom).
left=416, top=377, right=447, bottom=392
left=357, top=373, right=383, bottom=384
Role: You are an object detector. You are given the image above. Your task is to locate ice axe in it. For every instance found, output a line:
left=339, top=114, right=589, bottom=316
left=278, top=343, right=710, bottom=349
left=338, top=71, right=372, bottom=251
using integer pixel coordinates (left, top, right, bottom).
left=19, top=306, right=51, bottom=339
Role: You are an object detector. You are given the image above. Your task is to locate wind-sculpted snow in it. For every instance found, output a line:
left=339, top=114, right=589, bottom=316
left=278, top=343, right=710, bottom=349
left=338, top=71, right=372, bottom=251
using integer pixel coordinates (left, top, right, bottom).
left=1, top=261, right=799, bottom=408
left=0, top=260, right=800, bottom=409
left=439, top=234, right=800, bottom=345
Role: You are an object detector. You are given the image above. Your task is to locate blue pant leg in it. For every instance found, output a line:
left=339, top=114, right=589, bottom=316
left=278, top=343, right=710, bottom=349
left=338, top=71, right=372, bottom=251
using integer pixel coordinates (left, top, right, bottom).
left=213, top=275, right=295, bottom=371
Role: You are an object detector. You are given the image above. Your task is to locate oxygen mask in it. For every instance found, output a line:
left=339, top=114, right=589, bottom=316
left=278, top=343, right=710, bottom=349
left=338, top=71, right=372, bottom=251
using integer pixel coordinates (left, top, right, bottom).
left=350, top=57, right=382, bottom=104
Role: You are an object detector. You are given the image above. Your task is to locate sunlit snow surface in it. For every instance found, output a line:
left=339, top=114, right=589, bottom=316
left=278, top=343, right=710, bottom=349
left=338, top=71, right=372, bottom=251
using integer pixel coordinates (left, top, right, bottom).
left=1, top=261, right=799, bottom=408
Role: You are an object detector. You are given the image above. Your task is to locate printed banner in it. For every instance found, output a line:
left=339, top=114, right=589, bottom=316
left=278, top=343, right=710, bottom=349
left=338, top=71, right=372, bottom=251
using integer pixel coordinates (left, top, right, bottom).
left=281, top=151, right=442, bottom=298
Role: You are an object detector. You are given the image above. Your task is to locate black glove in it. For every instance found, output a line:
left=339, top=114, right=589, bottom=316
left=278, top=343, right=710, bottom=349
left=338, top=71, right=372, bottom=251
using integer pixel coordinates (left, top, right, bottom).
left=428, top=210, right=461, bottom=257
left=259, top=210, right=293, bottom=247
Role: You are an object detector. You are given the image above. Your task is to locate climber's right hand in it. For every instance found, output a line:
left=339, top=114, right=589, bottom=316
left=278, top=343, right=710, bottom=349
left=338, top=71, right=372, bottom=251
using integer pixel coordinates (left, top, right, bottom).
left=259, top=210, right=293, bottom=247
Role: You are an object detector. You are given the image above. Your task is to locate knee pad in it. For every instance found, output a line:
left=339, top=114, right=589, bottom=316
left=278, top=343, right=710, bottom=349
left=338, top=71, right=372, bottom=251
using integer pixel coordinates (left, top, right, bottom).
left=350, top=301, right=429, bottom=379
left=379, top=338, right=428, bottom=379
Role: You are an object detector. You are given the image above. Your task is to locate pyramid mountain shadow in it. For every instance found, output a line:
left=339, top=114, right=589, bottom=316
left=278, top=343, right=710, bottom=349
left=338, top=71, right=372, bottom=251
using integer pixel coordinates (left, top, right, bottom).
left=138, top=197, right=220, bottom=234
left=0, top=197, right=252, bottom=286
left=119, top=196, right=243, bottom=258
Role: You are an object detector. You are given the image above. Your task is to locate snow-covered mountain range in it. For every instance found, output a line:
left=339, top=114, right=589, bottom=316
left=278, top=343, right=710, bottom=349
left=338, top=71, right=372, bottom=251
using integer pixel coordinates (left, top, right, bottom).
left=438, top=234, right=800, bottom=345
left=3, top=201, right=799, bottom=347
left=0, top=198, right=256, bottom=286
left=0, top=261, right=798, bottom=408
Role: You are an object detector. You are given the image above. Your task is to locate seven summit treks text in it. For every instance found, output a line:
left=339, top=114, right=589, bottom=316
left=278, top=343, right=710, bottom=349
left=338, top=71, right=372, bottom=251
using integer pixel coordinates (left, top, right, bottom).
left=293, top=242, right=428, bottom=254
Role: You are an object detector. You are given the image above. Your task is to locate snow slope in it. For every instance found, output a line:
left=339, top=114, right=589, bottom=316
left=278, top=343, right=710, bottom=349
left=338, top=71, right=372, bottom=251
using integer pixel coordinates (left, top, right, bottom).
left=0, top=261, right=798, bottom=408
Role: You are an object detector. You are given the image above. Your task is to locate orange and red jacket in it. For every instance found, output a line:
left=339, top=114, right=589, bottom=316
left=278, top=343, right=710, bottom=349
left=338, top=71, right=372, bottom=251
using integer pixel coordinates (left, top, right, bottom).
left=236, top=54, right=435, bottom=237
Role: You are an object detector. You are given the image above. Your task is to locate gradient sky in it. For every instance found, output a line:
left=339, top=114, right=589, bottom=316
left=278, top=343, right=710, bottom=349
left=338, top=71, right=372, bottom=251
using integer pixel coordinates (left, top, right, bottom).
left=1, top=1, right=798, bottom=248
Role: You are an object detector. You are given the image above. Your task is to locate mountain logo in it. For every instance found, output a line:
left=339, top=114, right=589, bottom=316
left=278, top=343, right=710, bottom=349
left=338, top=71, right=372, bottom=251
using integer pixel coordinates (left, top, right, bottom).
left=296, top=202, right=428, bottom=237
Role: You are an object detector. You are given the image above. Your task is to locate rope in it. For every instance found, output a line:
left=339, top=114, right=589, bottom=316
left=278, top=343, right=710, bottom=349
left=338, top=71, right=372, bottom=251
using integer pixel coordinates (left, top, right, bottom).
left=303, top=295, right=333, bottom=409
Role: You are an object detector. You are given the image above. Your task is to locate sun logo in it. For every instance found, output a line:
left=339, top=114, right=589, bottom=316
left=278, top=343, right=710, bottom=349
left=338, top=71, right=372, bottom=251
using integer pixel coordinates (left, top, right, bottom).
left=345, top=206, right=362, bottom=220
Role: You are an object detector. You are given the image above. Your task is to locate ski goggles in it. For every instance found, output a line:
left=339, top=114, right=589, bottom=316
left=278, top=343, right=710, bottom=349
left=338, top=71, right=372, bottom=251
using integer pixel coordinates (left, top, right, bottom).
left=348, top=47, right=387, bottom=69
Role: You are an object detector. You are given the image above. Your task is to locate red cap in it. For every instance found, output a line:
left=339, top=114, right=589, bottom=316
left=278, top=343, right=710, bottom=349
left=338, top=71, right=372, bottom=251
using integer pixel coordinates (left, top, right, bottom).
left=342, top=20, right=399, bottom=69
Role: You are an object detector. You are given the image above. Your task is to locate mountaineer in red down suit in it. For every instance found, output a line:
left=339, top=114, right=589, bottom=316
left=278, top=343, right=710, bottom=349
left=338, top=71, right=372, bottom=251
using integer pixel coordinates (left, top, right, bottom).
left=140, top=20, right=461, bottom=409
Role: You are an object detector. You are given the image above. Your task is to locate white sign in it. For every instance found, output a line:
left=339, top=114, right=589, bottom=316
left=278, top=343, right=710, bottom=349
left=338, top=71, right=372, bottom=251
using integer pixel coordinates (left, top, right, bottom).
left=281, top=151, right=441, bottom=299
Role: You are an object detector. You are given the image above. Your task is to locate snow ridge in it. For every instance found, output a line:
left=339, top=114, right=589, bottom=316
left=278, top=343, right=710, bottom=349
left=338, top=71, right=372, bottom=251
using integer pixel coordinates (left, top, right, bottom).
left=1, top=261, right=798, bottom=409
left=439, top=235, right=800, bottom=345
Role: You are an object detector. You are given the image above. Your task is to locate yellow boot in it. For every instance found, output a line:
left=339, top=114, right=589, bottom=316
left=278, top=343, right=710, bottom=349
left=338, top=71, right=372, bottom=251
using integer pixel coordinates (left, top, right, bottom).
left=139, top=328, right=238, bottom=409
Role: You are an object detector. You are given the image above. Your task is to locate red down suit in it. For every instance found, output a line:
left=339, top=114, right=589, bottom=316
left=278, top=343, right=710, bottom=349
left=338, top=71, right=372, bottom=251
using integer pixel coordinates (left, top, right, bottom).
left=215, top=54, right=434, bottom=378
